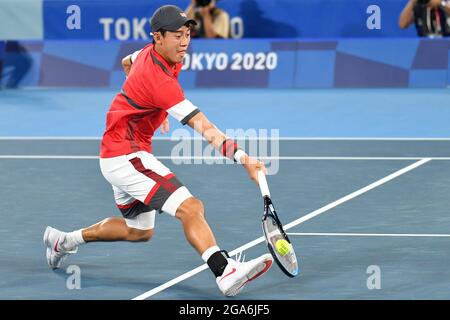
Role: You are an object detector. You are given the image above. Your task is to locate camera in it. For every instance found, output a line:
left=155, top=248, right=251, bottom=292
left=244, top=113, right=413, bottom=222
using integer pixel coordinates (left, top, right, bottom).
left=196, top=0, right=212, bottom=7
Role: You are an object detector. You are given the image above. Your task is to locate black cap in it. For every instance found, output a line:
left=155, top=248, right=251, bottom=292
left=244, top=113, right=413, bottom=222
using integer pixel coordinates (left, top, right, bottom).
left=151, top=5, right=197, bottom=33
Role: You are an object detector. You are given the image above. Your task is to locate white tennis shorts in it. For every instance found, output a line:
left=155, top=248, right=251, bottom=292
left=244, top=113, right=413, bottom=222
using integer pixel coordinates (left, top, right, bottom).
left=100, top=151, right=193, bottom=230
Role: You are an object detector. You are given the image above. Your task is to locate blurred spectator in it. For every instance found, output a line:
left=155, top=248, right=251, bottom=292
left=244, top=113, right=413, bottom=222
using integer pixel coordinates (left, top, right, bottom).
left=0, top=41, right=31, bottom=88
left=0, top=41, right=4, bottom=88
left=399, top=0, right=450, bottom=37
left=186, top=0, right=230, bottom=38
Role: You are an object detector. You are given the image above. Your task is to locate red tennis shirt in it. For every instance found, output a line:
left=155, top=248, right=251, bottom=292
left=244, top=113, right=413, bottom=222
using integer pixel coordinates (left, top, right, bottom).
left=100, top=44, right=199, bottom=158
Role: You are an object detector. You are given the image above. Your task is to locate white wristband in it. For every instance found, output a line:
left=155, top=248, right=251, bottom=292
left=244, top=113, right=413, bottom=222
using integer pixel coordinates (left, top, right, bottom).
left=234, top=149, right=247, bottom=164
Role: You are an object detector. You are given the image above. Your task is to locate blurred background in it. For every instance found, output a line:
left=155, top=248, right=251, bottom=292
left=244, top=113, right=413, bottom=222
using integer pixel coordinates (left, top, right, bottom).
left=0, top=0, right=447, bottom=91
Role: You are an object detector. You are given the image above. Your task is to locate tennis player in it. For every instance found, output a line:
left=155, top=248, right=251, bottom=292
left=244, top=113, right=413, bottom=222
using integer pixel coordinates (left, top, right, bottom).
left=43, top=5, right=273, bottom=297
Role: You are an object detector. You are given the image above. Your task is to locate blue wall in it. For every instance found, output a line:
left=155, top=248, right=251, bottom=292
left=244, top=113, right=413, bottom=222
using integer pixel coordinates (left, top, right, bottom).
left=0, top=0, right=417, bottom=40
left=1, top=38, right=449, bottom=89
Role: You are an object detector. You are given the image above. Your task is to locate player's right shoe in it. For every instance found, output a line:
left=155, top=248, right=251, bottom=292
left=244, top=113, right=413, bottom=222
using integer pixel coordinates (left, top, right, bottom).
left=216, top=252, right=273, bottom=297
left=43, top=226, right=78, bottom=269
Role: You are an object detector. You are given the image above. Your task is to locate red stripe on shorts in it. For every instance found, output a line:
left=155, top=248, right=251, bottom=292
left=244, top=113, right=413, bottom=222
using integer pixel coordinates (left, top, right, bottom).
left=165, top=173, right=175, bottom=179
left=129, top=157, right=179, bottom=204
left=116, top=199, right=140, bottom=209
left=144, top=184, right=160, bottom=205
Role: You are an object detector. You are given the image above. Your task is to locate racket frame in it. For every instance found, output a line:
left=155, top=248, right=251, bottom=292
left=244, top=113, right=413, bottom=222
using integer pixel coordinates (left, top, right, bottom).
left=262, top=195, right=298, bottom=278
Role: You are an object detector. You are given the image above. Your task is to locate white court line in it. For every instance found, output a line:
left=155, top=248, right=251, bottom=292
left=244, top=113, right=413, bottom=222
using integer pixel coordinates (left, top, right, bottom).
left=287, top=232, right=450, bottom=238
left=1, top=137, right=450, bottom=141
left=1, top=155, right=450, bottom=161
left=132, top=158, right=431, bottom=300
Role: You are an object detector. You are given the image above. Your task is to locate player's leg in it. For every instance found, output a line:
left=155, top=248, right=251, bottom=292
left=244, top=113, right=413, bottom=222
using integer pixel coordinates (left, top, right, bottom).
left=44, top=153, right=157, bottom=269
left=80, top=185, right=156, bottom=243
left=81, top=217, right=153, bottom=242
left=115, top=152, right=230, bottom=276
left=44, top=209, right=155, bottom=269
left=174, top=197, right=216, bottom=254
left=131, top=150, right=274, bottom=296
left=173, top=196, right=273, bottom=296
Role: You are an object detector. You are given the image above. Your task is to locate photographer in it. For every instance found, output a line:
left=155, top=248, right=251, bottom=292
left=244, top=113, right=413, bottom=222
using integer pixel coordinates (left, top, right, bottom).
left=185, top=0, right=230, bottom=38
left=399, top=0, right=450, bottom=37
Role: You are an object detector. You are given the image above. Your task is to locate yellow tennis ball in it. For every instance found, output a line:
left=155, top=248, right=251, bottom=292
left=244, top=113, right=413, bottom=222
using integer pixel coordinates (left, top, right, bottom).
left=275, top=239, right=291, bottom=256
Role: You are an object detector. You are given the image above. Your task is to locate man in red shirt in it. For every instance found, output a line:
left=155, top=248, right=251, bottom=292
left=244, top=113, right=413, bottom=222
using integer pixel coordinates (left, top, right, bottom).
left=43, top=5, right=273, bottom=297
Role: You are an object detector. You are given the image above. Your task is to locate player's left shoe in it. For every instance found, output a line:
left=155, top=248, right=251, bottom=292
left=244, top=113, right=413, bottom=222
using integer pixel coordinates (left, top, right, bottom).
left=43, top=226, right=78, bottom=269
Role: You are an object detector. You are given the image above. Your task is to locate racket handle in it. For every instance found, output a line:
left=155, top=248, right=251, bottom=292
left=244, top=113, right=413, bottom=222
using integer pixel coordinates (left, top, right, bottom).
left=258, top=170, right=271, bottom=197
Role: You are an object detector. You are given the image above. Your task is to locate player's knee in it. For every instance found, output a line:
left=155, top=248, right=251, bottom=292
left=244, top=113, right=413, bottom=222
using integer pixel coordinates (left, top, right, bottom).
left=176, top=197, right=205, bottom=220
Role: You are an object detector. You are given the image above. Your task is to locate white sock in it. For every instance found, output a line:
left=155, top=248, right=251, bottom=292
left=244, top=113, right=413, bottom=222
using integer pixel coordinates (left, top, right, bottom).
left=201, top=245, right=221, bottom=262
left=63, top=229, right=86, bottom=250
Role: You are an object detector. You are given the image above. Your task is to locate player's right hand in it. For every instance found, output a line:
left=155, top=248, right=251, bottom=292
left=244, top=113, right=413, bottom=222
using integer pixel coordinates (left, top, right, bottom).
left=242, top=156, right=267, bottom=185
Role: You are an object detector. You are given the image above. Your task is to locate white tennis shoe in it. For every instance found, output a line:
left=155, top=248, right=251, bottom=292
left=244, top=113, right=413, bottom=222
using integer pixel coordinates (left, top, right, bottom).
left=43, top=226, right=78, bottom=269
left=216, top=252, right=273, bottom=297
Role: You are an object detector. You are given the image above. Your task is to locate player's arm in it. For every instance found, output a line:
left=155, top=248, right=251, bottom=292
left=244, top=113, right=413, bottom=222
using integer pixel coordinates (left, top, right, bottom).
left=158, top=83, right=265, bottom=179
left=186, top=111, right=267, bottom=183
left=121, top=49, right=143, bottom=76
left=121, top=54, right=133, bottom=76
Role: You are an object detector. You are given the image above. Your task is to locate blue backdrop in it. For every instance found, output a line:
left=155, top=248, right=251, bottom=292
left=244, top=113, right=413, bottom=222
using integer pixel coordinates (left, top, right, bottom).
left=0, top=0, right=417, bottom=41
left=1, top=38, right=449, bottom=89
left=43, top=0, right=416, bottom=39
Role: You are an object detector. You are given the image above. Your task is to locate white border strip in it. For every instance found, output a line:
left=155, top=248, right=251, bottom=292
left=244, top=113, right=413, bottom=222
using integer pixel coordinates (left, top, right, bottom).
left=1, top=156, right=449, bottom=161
left=287, top=232, right=450, bottom=238
left=132, top=158, right=431, bottom=300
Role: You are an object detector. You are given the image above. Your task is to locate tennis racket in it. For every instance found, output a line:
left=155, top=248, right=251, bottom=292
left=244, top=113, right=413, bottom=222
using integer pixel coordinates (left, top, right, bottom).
left=258, top=170, right=299, bottom=277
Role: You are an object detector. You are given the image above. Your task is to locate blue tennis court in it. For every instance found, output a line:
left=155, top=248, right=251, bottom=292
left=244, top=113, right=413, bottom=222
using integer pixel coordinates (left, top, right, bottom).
left=1, top=88, right=449, bottom=300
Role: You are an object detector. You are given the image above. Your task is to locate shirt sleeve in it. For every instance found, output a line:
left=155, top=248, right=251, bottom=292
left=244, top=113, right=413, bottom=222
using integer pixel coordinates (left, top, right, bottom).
left=131, top=49, right=143, bottom=63
left=168, top=99, right=201, bottom=125
left=153, top=81, right=200, bottom=124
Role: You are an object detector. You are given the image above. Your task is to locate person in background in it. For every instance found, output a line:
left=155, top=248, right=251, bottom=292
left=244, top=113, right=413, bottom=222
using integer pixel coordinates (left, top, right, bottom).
left=186, top=0, right=230, bottom=38
left=399, top=0, right=450, bottom=37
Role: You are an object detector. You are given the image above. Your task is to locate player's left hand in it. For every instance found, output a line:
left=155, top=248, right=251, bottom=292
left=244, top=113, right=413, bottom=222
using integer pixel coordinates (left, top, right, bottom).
left=123, top=65, right=131, bottom=76
left=160, top=118, right=170, bottom=134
